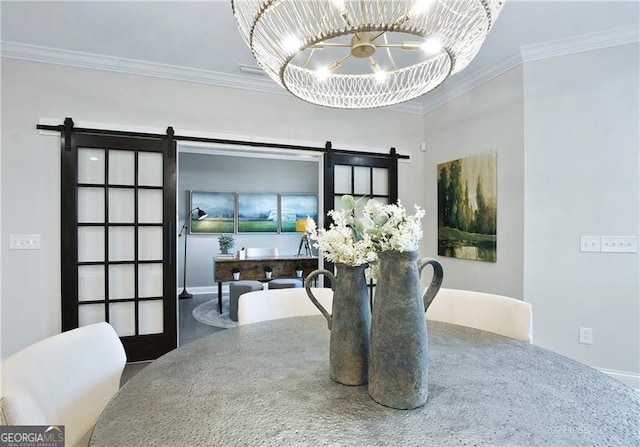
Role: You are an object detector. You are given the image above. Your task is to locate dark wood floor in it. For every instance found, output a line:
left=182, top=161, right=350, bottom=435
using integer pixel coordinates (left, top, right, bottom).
left=121, top=293, right=225, bottom=386
left=178, top=293, right=226, bottom=345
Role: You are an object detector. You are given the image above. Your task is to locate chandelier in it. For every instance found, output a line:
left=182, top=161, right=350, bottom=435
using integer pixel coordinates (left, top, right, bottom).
left=231, top=0, right=506, bottom=109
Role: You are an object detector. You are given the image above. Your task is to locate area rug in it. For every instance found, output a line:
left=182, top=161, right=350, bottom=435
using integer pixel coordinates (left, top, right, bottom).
left=192, top=295, right=237, bottom=329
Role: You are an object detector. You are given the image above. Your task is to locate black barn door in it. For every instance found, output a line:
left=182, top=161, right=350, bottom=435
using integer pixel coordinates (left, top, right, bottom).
left=60, top=126, right=177, bottom=361
left=323, top=145, right=399, bottom=284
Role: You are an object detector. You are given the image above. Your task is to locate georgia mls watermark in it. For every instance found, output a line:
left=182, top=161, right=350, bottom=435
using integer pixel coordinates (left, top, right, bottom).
left=0, top=426, right=64, bottom=447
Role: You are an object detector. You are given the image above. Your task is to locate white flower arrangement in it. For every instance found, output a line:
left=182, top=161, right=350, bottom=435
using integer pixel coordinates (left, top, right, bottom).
left=307, top=195, right=425, bottom=268
left=360, top=199, right=425, bottom=253
left=306, top=196, right=376, bottom=267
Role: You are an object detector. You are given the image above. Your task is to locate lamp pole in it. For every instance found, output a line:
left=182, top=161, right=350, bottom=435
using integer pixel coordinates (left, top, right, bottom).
left=179, top=207, right=207, bottom=300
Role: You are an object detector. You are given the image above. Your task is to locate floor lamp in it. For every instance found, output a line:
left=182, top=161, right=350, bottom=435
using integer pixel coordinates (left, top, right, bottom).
left=179, top=207, right=207, bottom=299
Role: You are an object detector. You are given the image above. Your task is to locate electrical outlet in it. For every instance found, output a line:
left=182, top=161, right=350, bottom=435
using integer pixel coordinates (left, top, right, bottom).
left=579, top=327, right=593, bottom=345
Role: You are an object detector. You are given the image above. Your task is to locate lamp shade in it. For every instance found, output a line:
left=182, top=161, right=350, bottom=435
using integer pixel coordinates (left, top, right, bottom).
left=295, top=217, right=312, bottom=232
left=195, top=208, right=208, bottom=220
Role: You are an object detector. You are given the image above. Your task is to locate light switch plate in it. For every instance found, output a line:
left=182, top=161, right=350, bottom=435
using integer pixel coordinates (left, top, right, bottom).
left=580, top=235, right=600, bottom=252
left=601, top=236, right=637, bottom=253
left=9, top=234, right=41, bottom=250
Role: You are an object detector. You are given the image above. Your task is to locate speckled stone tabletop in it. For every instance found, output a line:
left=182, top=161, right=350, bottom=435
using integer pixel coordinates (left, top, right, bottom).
left=90, top=317, right=639, bottom=447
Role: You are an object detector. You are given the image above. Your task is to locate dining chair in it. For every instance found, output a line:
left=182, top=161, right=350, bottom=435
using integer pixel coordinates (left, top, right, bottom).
left=237, top=287, right=333, bottom=325
left=245, top=247, right=279, bottom=258
left=0, top=322, right=126, bottom=447
left=426, top=288, right=533, bottom=343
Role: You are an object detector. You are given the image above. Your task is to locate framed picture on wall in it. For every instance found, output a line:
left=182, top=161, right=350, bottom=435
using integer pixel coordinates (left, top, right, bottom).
left=237, top=193, right=278, bottom=233
left=437, top=151, right=497, bottom=262
left=280, top=194, right=318, bottom=232
left=190, top=191, right=236, bottom=234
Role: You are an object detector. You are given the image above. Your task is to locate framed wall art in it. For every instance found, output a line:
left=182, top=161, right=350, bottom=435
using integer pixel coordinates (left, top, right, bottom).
left=237, top=193, right=278, bottom=233
left=280, top=194, right=318, bottom=232
left=437, top=151, right=497, bottom=262
left=190, top=191, right=235, bottom=234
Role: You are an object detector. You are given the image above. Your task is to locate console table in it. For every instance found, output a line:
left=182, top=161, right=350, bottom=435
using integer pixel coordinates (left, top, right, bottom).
left=213, top=256, right=319, bottom=313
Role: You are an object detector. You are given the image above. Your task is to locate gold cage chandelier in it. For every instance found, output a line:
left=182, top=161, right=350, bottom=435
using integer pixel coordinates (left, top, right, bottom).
left=231, top=0, right=506, bottom=109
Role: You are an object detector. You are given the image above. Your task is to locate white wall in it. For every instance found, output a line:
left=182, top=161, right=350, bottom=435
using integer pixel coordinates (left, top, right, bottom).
left=423, top=44, right=639, bottom=380
left=523, top=43, right=639, bottom=376
left=178, top=152, right=319, bottom=288
left=423, top=66, right=525, bottom=298
left=4, top=45, right=636, bottom=381
left=0, top=58, right=425, bottom=358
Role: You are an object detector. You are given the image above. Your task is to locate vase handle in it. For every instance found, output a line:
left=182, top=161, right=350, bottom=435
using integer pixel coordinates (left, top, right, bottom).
left=418, top=258, right=444, bottom=312
left=304, top=269, right=336, bottom=330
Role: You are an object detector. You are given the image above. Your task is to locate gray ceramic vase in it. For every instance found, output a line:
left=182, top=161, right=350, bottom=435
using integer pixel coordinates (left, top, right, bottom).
left=368, top=250, right=444, bottom=409
left=305, top=263, right=371, bottom=386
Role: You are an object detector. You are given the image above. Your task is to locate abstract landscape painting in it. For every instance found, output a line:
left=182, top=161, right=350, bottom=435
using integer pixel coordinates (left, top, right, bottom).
left=437, top=151, right=497, bottom=262
left=190, top=191, right=235, bottom=234
left=280, top=194, right=318, bottom=232
left=238, top=193, right=278, bottom=233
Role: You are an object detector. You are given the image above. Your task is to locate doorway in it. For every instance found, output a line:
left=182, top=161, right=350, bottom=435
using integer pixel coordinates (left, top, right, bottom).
left=175, top=143, right=323, bottom=344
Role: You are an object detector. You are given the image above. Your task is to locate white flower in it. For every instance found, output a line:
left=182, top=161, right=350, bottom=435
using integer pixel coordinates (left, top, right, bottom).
left=361, top=199, right=425, bottom=252
left=306, top=198, right=374, bottom=266
left=308, top=195, right=425, bottom=268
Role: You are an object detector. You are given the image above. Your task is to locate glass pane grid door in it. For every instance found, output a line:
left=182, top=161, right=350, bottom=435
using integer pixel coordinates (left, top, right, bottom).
left=77, top=148, right=165, bottom=337
left=334, top=165, right=391, bottom=208
left=325, top=152, right=398, bottom=304
left=63, top=133, right=176, bottom=361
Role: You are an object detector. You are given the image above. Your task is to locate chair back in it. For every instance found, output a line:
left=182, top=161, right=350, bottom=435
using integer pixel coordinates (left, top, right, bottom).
left=0, top=323, right=126, bottom=446
left=238, top=288, right=333, bottom=325
left=245, top=247, right=279, bottom=258
left=426, top=288, right=533, bottom=343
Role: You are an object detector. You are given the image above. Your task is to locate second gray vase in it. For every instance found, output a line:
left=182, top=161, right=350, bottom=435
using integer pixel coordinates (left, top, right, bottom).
left=368, top=250, right=443, bottom=409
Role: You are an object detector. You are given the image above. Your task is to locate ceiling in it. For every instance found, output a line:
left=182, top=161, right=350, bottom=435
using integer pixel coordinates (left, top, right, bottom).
left=2, top=1, right=638, bottom=111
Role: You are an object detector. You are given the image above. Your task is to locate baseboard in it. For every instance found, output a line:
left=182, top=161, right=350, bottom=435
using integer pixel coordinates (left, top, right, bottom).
left=177, top=284, right=269, bottom=296
left=598, top=368, right=640, bottom=390
left=176, top=286, right=224, bottom=295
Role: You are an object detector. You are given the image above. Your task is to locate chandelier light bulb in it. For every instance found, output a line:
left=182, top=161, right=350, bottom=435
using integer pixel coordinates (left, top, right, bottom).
left=370, top=59, right=387, bottom=83
left=411, top=0, right=435, bottom=16
left=315, top=66, right=331, bottom=81
left=374, top=69, right=387, bottom=84
left=331, top=0, right=346, bottom=10
left=282, top=34, right=302, bottom=54
left=231, top=0, right=506, bottom=109
left=421, top=38, right=443, bottom=55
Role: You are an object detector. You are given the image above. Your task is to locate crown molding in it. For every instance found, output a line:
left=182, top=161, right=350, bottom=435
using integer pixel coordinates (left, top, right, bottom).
left=1, top=41, right=285, bottom=94
left=3, top=24, right=638, bottom=117
left=386, top=100, right=425, bottom=114
left=419, top=25, right=639, bottom=114
left=0, top=41, right=423, bottom=114
left=520, top=26, right=640, bottom=63
left=419, top=50, right=522, bottom=114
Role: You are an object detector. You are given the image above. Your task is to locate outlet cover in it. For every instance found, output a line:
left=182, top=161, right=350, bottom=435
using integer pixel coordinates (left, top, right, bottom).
left=579, top=327, right=593, bottom=345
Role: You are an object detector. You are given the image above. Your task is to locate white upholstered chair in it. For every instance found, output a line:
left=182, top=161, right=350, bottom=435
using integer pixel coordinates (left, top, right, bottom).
left=237, top=287, right=333, bottom=326
left=245, top=247, right=279, bottom=258
left=0, top=322, right=126, bottom=446
left=426, top=288, right=533, bottom=343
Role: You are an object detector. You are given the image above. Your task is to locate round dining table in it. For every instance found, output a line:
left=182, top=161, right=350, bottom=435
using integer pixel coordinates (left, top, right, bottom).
left=90, top=316, right=639, bottom=446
